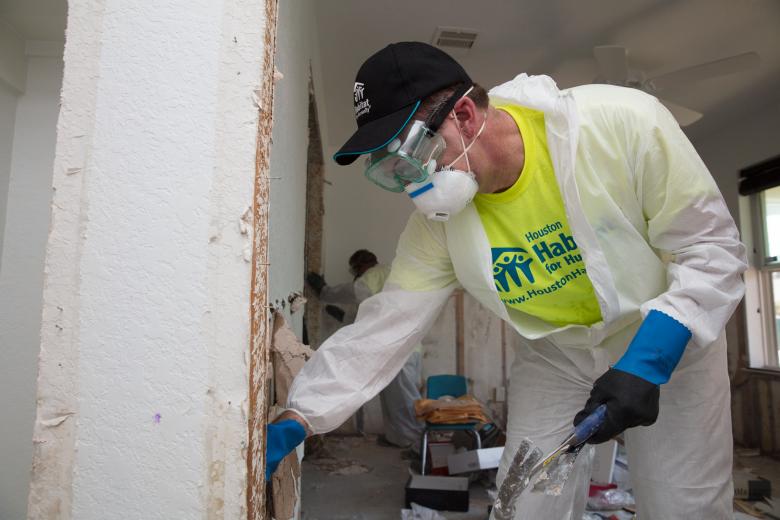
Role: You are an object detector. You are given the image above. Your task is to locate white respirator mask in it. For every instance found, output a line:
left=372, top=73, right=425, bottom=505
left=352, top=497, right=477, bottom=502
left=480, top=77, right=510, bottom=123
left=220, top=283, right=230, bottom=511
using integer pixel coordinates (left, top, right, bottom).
left=403, top=110, right=485, bottom=221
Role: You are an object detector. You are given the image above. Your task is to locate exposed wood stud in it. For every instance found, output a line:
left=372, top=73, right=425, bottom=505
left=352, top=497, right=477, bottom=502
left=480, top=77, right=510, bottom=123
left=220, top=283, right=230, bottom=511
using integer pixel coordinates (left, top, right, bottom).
left=303, top=71, right=325, bottom=348
left=247, top=0, right=279, bottom=518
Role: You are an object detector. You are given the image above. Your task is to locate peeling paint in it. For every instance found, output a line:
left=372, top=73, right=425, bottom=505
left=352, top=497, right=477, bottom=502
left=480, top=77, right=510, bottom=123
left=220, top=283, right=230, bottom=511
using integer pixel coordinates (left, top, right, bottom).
left=40, top=414, right=74, bottom=428
left=239, top=206, right=252, bottom=235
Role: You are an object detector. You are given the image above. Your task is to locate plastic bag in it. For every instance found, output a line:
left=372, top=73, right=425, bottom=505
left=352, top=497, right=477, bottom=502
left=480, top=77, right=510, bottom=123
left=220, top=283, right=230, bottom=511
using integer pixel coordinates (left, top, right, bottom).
left=587, top=488, right=635, bottom=510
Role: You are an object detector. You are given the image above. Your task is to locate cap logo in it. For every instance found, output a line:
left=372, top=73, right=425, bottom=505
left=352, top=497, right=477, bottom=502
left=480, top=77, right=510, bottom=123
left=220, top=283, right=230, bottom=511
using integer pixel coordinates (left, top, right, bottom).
left=353, top=82, right=371, bottom=119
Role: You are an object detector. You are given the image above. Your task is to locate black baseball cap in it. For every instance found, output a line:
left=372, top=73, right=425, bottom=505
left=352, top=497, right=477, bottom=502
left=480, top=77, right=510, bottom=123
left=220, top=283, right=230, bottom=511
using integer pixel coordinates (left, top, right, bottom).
left=333, top=42, right=473, bottom=166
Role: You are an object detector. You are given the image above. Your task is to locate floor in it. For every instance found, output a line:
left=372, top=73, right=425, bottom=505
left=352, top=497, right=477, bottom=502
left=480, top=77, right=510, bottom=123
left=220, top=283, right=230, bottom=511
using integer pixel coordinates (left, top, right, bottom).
left=735, top=446, right=780, bottom=493
left=300, top=434, right=492, bottom=520
left=300, top=435, right=780, bottom=520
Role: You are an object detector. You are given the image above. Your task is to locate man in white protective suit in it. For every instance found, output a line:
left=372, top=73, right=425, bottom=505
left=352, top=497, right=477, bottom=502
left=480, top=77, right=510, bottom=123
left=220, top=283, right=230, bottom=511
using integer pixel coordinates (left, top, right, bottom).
left=265, top=42, right=747, bottom=518
left=306, top=249, right=424, bottom=450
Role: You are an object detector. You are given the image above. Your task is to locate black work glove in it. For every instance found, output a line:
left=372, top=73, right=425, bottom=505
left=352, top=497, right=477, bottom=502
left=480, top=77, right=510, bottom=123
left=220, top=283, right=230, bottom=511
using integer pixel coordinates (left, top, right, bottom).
left=573, top=368, right=659, bottom=444
left=306, top=272, right=326, bottom=296
left=324, top=305, right=345, bottom=323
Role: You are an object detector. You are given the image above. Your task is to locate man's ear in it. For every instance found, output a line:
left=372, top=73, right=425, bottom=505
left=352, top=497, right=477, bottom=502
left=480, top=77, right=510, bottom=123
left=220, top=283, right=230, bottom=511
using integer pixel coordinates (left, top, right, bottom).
left=452, top=96, right=478, bottom=138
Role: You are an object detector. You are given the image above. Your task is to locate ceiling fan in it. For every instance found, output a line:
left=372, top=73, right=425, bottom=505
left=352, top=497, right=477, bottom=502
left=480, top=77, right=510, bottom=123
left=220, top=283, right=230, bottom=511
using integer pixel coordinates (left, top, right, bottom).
left=593, top=45, right=760, bottom=126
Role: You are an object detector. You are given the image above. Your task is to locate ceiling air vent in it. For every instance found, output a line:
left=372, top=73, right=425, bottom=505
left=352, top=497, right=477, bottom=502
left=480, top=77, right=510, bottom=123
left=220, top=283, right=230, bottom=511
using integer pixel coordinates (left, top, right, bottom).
left=432, top=27, right=478, bottom=52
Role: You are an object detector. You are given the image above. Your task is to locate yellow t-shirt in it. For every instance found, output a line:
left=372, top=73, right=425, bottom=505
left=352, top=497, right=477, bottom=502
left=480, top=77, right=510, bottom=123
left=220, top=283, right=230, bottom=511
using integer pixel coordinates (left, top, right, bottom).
left=473, top=104, right=602, bottom=327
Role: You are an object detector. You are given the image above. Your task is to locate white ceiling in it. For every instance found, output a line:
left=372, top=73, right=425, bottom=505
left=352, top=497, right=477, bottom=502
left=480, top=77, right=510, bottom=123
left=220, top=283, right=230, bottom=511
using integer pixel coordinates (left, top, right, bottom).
left=314, top=0, right=780, bottom=145
left=0, top=0, right=66, bottom=42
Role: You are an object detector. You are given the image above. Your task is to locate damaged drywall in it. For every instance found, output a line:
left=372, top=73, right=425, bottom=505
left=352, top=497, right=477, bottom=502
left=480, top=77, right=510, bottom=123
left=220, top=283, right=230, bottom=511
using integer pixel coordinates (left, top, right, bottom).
left=269, top=311, right=313, bottom=519
left=271, top=311, right=314, bottom=405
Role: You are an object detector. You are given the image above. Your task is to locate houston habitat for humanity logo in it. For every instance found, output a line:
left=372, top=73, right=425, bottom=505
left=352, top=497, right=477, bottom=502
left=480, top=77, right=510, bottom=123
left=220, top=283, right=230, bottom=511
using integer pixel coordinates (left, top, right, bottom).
left=491, top=220, right=589, bottom=305
left=492, top=248, right=535, bottom=291
left=354, top=82, right=371, bottom=118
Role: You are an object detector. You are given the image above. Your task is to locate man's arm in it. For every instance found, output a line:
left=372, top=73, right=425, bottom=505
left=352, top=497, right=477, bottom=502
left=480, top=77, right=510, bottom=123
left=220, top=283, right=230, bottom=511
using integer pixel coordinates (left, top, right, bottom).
left=634, top=98, right=747, bottom=352
left=286, top=283, right=454, bottom=434
left=575, top=96, right=747, bottom=442
left=284, top=212, right=457, bottom=435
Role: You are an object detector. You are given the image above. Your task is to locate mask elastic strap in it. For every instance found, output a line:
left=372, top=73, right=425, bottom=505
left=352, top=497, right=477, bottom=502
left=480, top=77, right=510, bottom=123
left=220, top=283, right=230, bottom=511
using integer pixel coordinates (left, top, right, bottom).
left=447, top=110, right=488, bottom=171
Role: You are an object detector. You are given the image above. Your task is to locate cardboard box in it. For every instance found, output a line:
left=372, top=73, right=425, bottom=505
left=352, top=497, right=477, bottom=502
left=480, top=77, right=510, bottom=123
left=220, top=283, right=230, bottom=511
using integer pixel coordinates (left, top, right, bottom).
left=405, top=475, right=470, bottom=512
left=734, top=472, right=771, bottom=500
left=427, top=442, right=455, bottom=475
left=447, top=447, right=504, bottom=475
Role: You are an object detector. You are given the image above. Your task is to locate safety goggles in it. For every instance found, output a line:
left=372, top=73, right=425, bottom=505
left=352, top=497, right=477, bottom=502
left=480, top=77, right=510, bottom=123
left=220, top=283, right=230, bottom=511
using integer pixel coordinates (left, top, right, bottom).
left=364, top=119, right=447, bottom=192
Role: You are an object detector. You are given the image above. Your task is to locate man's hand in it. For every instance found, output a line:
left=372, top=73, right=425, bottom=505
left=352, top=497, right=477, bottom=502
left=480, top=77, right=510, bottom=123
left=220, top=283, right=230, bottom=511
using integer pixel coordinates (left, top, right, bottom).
left=573, top=368, right=659, bottom=444
left=265, top=413, right=309, bottom=479
left=306, top=272, right=326, bottom=296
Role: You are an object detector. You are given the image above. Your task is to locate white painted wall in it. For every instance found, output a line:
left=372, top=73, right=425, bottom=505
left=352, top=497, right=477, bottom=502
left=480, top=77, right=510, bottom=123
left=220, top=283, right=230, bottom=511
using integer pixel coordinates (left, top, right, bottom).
left=0, top=52, right=62, bottom=520
left=0, top=82, right=17, bottom=263
left=321, top=151, right=413, bottom=286
left=268, top=0, right=324, bottom=336
left=0, top=19, right=26, bottom=272
left=693, top=99, right=780, bottom=234
left=27, top=1, right=273, bottom=518
left=0, top=19, right=27, bottom=94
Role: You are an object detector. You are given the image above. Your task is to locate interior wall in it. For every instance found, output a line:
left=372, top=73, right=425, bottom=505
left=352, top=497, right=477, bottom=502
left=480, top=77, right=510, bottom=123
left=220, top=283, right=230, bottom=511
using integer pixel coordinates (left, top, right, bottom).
left=0, top=82, right=17, bottom=262
left=0, top=19, right=26, bottom=271
left=321, top=151, right=413, bottom=286
left=692, top=98, right=780, bottom=229
left=27, top=1, right=274, bottom=517
left=0, top=52, right=62, bottom=520
left=268, top=0, right=325, bottom=337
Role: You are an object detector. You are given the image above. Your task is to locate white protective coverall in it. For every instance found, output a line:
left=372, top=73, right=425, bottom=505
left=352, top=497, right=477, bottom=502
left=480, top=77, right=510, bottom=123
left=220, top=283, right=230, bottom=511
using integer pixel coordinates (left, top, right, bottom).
left=287, top=75, right=746, bottom=518
left=318, top=264, right=424, bottom=448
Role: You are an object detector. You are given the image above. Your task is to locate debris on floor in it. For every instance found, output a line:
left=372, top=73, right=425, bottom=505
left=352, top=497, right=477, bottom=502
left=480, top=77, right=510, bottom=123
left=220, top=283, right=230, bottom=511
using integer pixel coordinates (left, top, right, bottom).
left=755, top=497, right=780, bottom=517
left=309, top=457, right=372, bottom=476
left=582, top=442, right=636, bottom=519
left=734, top=499, right=766, bottom=518
left=587, top=487, right=635, bottom=510
left=302, top=428, right=779, bottom=519
left=401, top=502, right=447, bottom=520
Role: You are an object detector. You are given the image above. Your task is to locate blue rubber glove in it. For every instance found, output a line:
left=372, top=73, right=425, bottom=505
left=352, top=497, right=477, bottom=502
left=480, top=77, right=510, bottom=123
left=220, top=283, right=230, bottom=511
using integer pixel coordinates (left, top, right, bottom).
left=266, top=419, right=307, bottom=480
left=614, top=309, right=692, bottom=385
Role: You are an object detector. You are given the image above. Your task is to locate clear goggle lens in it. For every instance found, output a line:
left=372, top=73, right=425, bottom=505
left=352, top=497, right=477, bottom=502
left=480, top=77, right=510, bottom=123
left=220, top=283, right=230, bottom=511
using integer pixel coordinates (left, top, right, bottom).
left=364, top=120, right=446, bottom=192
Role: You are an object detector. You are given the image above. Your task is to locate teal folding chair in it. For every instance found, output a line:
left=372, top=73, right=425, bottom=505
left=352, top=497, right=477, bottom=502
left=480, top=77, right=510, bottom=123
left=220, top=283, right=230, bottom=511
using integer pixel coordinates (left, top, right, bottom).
left=420, top=374, right=482, bottom=475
